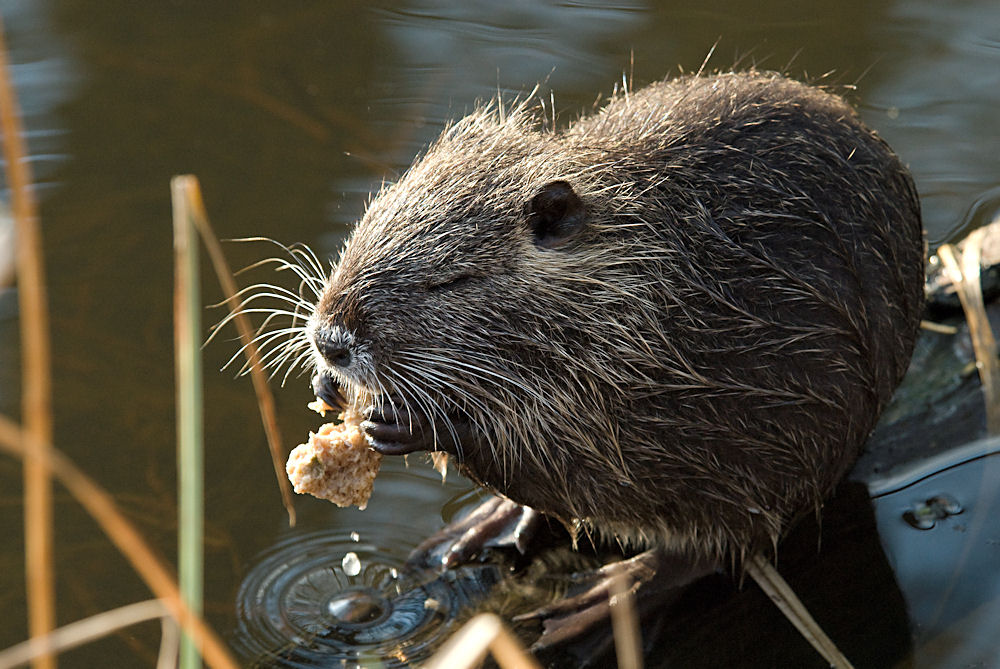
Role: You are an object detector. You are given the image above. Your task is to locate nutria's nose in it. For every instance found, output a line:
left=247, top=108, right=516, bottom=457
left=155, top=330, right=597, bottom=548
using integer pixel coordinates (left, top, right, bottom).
left=314, top=325, right=353, bottom=369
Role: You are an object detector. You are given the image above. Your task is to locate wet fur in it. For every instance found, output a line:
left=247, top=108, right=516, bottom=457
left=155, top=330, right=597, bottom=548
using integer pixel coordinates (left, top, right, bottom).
left=256, top=71, right=924, bottom=562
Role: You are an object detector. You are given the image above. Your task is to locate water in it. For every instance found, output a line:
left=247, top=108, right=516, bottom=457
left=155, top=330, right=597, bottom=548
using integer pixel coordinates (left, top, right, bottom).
left=232, top=528, right=502, bottom=667
left=0, top=1, right=998, bottom=666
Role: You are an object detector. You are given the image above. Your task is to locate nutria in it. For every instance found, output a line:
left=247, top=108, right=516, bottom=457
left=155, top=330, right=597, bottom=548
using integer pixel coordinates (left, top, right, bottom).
left=301, top=70, right=923, bottom=567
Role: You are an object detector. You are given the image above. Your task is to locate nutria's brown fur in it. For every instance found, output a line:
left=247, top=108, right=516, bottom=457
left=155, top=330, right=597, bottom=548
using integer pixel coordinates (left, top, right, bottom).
left=307, top=71, right=924, bottom=561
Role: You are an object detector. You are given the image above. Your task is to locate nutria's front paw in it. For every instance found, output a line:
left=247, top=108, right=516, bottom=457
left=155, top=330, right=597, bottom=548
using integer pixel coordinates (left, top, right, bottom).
left=517, top=549, right=718, bottom=652
left=361, top=400, right=434, bottom=455
left=362, top=400, right=474, bottom=456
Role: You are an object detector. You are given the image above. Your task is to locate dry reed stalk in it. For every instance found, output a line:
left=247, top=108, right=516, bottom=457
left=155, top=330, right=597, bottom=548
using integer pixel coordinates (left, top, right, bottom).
left=937, top=228, right=1000, bottom=434
left=0, top=14, right=55, bottom=669
left=929, top=224, right=1000, bottom=633
left=919, top=319, right=958, bottom=335
left=0, top=600, right=168, bottom=669
left=424, top=614, right=542, bottom=669
left=173, top=175, right=296, bottom=525
left=0, top=415, right=240, bottom=669
left=157, top=616, right=180, bottom=669
left=608, top=565, right=642, bottom=669
left=1, top=201, right=14, bottom=288
left=746, top=554, right=854, bottom=669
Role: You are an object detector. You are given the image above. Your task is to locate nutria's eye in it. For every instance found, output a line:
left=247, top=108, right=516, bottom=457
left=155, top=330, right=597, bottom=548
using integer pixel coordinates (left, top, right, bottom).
left=425, top=273, right=476, bottom=293
left=526, top=180, right=586, bottom=249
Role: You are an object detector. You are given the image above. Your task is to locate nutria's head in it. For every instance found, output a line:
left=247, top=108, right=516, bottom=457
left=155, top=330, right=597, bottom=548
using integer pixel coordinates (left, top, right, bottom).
left=305, top=104, right=657, bottom=517
left=311, top=114, right=579, bottom=393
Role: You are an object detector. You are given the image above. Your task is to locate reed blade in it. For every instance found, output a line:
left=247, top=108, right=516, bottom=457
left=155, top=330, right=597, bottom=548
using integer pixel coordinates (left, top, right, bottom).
left=172, top=176, right=205, bottom=669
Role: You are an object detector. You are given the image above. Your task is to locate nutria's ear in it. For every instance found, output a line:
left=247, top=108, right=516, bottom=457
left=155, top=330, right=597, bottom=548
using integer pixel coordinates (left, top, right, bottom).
left=526, top=180, right=585, bottom=249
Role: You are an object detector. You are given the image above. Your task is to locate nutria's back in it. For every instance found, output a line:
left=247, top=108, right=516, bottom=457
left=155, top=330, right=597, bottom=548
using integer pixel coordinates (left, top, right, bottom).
left=313, top=71, right=924, bottom=560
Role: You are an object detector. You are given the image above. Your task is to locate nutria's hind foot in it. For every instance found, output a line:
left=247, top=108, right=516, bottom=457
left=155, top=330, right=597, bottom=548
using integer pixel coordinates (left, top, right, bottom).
left=406, top=496, right=543, bottom=570
left=516, top=549, right=719, bottom=652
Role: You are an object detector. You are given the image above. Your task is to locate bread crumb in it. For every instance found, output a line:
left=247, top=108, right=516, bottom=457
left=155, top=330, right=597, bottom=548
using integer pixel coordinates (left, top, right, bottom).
left=286, top=405, right=382, bottom=510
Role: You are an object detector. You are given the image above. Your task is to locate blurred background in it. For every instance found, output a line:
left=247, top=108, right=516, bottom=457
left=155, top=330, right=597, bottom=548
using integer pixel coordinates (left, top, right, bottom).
left=0, top=0, right=998, bottom=666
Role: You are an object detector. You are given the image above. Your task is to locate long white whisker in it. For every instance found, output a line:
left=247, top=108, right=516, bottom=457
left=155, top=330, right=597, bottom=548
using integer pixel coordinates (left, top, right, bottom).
left=227, top=332, right=306, bottom=376
left=279, top=349, right=317, bottom=386
left=211, top=238, right=328, bottom=383
left=384, top=367, right=460, bottom=459
left=288, top=243, right=330, bottom=291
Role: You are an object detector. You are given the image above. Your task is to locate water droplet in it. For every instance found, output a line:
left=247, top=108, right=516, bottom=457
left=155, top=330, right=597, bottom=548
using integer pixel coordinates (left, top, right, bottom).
left=343, top=551, right=361, bottom=576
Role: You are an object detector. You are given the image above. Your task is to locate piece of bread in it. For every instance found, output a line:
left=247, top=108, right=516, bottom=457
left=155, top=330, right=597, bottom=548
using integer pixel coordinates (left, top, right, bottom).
left=285, top=406, right=382, bottom=510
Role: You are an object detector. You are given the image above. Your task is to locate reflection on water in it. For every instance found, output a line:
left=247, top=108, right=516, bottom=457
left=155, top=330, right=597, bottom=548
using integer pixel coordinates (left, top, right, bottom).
left=862, top=0, right=1000, bottom=243
left=378, top=0, right=645, bottom=97
left=0, top=0, right=76, bottom=409
left=0, top=0, right=998, bottom=666
left=0, top=0, right=76, bottom=181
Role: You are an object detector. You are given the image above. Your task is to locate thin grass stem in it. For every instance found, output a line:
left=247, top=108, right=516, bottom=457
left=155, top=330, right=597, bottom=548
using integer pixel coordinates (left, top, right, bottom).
left=0, top=600, right=168, bottom=669
left=424, top=613, right=542, bottom=669
left=609, top=564, right=643, bottom=669
left=938, top=227, right=1000, bottom=434
left=157, top=616, right=180, bottom=669
left=746, top=554, right=854, bottom=669
left=0, top=415, right=239, bottom=669
left=0, top=14, right=55, bottom=669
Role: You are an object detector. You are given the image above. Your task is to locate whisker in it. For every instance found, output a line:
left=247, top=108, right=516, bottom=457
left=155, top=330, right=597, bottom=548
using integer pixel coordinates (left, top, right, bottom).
left=278, top=348, right=317, bottom=386
left=211, top=238, right=328, bottom=384
left=384, top=367, right=460, bottom=459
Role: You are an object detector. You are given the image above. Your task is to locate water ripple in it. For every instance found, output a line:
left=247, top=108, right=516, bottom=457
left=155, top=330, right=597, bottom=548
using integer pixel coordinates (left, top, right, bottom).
left=234, top=529, right=501, bottom=667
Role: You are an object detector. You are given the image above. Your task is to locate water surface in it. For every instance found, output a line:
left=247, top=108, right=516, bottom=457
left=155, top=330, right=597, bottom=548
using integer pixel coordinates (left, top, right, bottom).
left=1, top=1, right=998, bottom=666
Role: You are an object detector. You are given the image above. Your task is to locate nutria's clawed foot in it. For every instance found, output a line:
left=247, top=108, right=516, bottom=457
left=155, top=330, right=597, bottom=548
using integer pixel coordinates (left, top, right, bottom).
left=408, top=496, right=721, bottom=651
left=518, top=549, right=719, bottom=651
left=406, top=496, right=543, bottom=570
